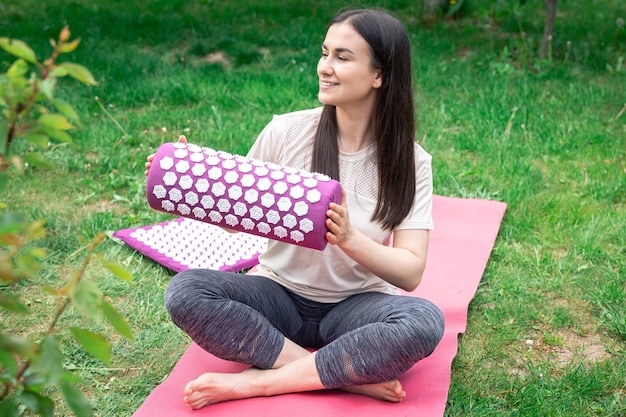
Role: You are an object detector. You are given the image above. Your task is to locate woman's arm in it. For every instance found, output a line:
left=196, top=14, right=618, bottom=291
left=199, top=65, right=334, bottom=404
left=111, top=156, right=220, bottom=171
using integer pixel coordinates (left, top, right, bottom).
left=325, top=189, right=429, bottom=292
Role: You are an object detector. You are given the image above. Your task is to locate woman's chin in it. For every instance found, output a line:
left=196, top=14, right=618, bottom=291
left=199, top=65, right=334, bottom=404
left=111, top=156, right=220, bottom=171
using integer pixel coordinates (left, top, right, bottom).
left=317, top=94, right=335, bottom=106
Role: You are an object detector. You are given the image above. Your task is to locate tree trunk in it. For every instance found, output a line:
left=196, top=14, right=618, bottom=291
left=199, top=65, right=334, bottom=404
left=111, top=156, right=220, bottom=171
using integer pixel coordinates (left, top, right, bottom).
left=539, top=0, right=558, bottom=59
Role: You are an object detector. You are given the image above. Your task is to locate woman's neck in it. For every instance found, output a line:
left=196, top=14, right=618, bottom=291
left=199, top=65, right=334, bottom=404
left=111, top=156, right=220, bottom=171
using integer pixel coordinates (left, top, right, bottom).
left=335, top=106, right=376, bottom=153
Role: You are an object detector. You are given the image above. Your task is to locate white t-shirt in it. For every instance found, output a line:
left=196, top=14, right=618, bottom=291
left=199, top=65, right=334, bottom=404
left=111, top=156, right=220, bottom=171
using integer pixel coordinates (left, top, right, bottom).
left=247, top=107, right=433, bottom=303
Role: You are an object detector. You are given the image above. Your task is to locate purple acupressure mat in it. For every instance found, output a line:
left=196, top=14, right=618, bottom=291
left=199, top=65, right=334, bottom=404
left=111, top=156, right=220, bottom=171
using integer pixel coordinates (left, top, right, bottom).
left=112, top=218, right=267, bottom=273
left=146, top=142, right=342, bottom=251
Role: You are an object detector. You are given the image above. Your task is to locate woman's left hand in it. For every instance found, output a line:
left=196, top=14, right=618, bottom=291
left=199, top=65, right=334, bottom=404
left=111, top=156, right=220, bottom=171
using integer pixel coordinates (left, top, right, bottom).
left=325, top=188, right=352, bottom=246
left=324, top=186, right=429, bottom=292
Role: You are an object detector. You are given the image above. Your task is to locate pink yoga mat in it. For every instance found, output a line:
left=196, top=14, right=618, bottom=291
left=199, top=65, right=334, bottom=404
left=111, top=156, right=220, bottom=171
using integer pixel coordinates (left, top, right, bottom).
left=131, top=195, right=507, bottom=417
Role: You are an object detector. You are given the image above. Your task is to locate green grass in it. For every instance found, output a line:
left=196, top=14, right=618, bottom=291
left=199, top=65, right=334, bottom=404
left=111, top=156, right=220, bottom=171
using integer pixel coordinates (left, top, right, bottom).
left=1, top=0, right=625, bottom=416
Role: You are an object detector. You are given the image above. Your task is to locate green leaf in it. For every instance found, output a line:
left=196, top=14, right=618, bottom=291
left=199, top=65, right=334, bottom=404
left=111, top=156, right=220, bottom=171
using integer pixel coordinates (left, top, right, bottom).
left=24, top=132, right=50, bottom=149
left=0, top=347, right=19, bottom=375
left=26, top=220, right=47, bottom=241
left=59, top=62, right=97, bottom=85
left=59, top=379, right=94, bottom=417
left=101, top=300, right=133, bottom=340
left=70, top=327, right=111, bottom=363
left=0, top=293, right=28, bottom=314
left=60, top=369, right=84, bottom=384
left=39, top=114, right=75, bottom=130
left=18, top=391, right=54, bottom=417
left=0, top=397, right=19, bottom=417
left=100, top=259, right=132, bottom=282
left=15, top=250, right=44, bottom=278
left=53, top=97, right=82, bottom=128
left=38, top=77, right=57, bottom=100
left=0, top=263, right=18, bottom=283
left=28, top=335, right=64, bottom=386
left=58, top=38, right=81, bottom=53
left=0, top=38, right=37, bottom=64
left=39, top=393, right=56, bottom=417
left=71, top=280, right=103, bottom=321
left=22, top=153, right=57, bottom=170
left=7, top=59, right=29, bottom=78
left=48, top=65, right=68, bottom=78
left=37, top=124, right=73, bottom=143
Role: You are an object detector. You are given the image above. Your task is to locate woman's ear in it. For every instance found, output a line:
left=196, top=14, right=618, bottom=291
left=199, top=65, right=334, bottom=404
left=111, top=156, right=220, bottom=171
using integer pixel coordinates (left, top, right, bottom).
left=373, top=69, right=383, bottom=89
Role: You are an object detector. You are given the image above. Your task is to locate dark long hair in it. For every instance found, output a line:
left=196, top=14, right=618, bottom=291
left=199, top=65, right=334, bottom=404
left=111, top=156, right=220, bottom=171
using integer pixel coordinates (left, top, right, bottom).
left=311, top=9, right=417, bottom=230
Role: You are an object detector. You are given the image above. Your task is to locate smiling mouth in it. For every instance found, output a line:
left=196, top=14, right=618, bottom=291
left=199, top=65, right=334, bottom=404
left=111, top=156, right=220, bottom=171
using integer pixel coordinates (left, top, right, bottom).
left=320, top=81, right=338, bottom=87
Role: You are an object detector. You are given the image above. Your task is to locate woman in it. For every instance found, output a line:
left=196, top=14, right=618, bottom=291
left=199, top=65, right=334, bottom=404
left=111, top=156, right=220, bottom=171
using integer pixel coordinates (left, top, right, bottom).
left=151, top=8, right=444, bottom=409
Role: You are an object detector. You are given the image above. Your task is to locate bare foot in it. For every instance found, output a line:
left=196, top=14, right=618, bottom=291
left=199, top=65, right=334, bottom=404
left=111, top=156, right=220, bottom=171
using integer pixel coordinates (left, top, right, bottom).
left=183, top=369, right=264, bottom=409
left=341, top=379, right=406, bottom=402
left=182, top=369, right=405, bottom=409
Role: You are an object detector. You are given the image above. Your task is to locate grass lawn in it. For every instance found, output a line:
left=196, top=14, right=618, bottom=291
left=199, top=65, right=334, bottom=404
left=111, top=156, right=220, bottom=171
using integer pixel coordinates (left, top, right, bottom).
left=1, top=0, right=625, bottom=415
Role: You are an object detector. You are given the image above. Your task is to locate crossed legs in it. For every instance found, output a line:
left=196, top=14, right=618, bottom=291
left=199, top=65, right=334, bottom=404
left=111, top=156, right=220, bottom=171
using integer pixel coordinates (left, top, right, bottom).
left=165, top=269, right=444, bottom=409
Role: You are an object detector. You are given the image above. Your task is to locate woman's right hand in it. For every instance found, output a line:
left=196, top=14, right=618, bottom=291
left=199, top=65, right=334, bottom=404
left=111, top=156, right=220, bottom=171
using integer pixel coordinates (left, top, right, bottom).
left=144, top=135, right=188, bottom=176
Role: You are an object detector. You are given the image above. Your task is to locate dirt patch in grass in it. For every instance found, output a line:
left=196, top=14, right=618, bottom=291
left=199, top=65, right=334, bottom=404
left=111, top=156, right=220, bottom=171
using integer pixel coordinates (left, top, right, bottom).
left=507, top=292, right=615, bottom=378
left=548, top=298, right=612, bottom=366
left=509, top=330, right=610, bottom=378
left=549, top=329, right=609, bottom=367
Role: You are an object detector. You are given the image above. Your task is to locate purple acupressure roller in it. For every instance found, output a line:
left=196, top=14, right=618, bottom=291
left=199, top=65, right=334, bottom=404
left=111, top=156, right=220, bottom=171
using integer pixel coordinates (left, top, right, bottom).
left=146, top=142, right=342, bottom=251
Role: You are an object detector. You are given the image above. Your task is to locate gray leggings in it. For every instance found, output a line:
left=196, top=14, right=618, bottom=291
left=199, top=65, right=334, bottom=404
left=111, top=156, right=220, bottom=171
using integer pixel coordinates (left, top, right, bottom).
left=165, top=269, right=444, bottom=389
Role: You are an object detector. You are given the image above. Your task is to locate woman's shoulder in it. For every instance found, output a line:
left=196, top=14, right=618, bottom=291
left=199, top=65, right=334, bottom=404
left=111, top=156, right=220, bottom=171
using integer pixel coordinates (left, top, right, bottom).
left=251, top=107, right=321, bottom=168
left=413, top=142, right=432, bottom=164
left=269, top=107, right=322, bottom=146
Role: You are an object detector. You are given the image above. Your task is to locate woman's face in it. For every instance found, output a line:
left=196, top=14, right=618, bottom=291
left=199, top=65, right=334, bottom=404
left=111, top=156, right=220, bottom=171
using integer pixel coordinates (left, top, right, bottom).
left=317, top=22, right=382, bottom=109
